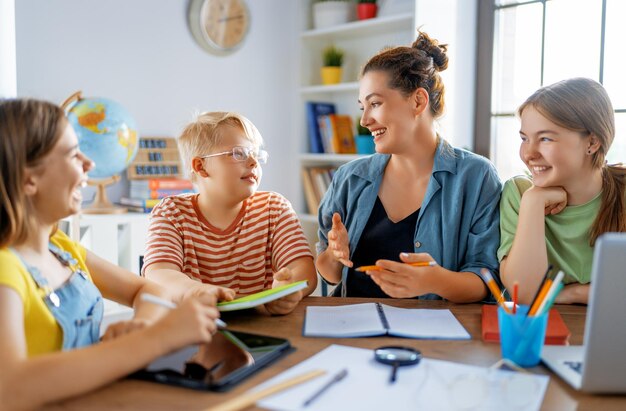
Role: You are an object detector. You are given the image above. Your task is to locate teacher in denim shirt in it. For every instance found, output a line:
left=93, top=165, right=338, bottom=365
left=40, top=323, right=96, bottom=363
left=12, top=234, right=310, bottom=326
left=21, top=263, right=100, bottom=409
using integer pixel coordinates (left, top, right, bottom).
left=316, top=31, right=501, bottom=301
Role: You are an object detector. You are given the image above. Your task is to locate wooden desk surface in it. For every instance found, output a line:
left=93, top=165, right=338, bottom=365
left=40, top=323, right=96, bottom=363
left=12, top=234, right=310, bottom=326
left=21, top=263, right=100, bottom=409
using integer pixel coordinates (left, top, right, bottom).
left=45, top=297, right=626, bottom=411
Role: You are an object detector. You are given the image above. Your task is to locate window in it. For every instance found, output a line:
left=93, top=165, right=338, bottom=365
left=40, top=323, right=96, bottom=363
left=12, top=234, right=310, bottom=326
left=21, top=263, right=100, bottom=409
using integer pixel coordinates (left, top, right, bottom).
left=482, top=0, right=626, bottom=181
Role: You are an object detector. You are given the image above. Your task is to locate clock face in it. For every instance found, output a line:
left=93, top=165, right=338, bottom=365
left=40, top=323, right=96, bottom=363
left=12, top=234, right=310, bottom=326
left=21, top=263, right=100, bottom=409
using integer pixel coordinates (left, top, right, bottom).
left=189, top=0, right=250, bottom=55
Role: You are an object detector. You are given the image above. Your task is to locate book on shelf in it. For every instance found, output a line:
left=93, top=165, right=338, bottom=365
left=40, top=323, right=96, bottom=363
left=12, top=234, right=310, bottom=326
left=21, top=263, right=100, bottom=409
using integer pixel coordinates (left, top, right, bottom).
left=318, top=114, right=356, bottom=154
left=119, top=197, right=162, bottom=213
left=130, top=178, right=194, bottom=190
left=301, top=167, right=336, bottom=214
left=305, top=102, right=336, bottom=153
left=129, top=187, right=195, bottom=199
left=301, top=168, right=319, bottom=215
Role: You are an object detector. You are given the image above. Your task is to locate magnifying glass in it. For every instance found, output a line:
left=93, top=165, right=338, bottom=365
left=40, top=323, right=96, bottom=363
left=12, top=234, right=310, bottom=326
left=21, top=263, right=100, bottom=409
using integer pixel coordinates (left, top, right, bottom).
left=374, top=346, right=422, bottom=383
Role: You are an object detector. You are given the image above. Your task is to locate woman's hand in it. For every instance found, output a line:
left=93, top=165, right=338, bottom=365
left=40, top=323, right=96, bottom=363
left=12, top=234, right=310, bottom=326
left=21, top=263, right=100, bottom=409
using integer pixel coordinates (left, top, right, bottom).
left=524, top=185, right=568, bottom=216
left=264, top=268, right=303, bottom=315
left=327, top=213, right=353, bottom=268
left=365, top=252, right=437, bottom=298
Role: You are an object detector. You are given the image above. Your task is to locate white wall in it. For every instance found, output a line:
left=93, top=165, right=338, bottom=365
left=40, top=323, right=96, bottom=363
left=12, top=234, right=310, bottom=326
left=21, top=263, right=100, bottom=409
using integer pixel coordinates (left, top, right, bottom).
left=415, top=0, right=477, bottom=151
left=15, top=0, right=301, bottom=205
left=0, top=0, right=16, bottom=97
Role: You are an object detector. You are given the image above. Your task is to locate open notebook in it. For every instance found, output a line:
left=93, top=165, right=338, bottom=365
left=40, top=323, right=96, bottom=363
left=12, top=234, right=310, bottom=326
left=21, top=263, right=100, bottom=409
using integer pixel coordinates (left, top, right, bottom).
left=304, top=303, right=470, bottom=340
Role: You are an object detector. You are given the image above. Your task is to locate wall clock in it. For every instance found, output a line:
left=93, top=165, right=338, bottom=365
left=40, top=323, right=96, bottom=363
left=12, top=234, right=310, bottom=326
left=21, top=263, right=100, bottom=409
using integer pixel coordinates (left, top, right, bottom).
left=188, top=0, right=251, bottom=55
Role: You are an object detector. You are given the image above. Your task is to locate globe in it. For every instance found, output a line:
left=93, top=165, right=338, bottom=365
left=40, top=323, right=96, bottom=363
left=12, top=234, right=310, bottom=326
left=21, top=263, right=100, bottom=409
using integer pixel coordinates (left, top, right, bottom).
left=66, top=95, right=139, bottom=179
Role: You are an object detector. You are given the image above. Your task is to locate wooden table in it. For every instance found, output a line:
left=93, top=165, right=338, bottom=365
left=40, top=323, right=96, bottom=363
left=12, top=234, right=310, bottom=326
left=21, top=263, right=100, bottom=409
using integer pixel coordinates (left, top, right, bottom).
left=45, top=297, right=626, bottom=411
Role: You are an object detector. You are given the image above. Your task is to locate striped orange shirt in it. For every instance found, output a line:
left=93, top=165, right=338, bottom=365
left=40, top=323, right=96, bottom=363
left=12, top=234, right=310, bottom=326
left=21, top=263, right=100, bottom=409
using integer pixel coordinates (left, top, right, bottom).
left=142, top=192, right=313, bottom=295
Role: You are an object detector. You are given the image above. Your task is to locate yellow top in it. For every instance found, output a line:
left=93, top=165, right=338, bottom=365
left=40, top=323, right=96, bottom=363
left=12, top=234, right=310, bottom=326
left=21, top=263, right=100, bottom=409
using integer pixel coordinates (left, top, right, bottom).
left=0, top=230, right=89, bottom=356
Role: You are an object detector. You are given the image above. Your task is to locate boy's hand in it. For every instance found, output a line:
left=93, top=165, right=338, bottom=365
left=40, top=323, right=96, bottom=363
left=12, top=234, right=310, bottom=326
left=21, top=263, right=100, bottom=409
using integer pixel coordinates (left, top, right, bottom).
left=183, top=283, right=235, bottom=304
left=265, top=268, right=303, bottom=315
left=327, top=213, right=353, bottom=267
left=101, top=318, right=150, bottom=341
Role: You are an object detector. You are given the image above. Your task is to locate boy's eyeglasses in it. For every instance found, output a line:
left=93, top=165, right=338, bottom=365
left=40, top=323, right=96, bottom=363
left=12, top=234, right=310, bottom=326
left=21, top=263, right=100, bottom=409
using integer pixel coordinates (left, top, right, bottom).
left=200, top=146, right=269, bottom=164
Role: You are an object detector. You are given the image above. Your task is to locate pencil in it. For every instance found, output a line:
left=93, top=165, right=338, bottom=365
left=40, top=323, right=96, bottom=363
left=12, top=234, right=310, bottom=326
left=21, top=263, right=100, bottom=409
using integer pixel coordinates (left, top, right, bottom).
left=528, top=279, right=553, bottom=316
left=140, top=293, right=227, bottom=329
left=480, top=269, right=511, bottom=314
left=355, top=261, right=437, bottom=272
left=535, top=271, right=564, bottom=316
left=526, top=265, right=553, bottom=316
left=512, top=282, right=519, bottom=314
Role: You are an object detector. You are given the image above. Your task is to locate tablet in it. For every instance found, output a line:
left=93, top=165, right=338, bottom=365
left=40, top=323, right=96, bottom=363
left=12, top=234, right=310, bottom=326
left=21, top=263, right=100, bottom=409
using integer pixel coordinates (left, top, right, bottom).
left=128, top=330, right=293, bottom=391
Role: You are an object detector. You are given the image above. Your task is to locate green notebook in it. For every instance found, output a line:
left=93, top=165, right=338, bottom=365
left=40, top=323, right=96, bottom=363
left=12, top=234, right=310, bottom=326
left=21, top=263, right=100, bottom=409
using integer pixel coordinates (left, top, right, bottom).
left=217, top=280, right=308, bottom=312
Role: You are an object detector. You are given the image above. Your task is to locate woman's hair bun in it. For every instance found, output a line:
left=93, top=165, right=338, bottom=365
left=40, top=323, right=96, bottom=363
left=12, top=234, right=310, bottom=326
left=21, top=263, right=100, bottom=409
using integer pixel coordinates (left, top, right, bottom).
left=412, top=31, right=448, bottom=71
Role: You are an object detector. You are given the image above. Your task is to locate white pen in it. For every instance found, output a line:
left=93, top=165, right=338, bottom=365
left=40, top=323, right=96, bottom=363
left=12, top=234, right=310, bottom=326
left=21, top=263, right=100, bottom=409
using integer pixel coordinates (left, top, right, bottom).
left=140, top=293, right=227, bottom=328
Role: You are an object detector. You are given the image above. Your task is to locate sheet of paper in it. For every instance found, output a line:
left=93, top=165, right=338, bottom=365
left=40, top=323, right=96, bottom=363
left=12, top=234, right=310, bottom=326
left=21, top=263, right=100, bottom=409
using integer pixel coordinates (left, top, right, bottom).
left=257, top=345, right=549, bottom=411
left=382, top=305, right=471, bottom=340
left=304, top=303, right=386, bottom=337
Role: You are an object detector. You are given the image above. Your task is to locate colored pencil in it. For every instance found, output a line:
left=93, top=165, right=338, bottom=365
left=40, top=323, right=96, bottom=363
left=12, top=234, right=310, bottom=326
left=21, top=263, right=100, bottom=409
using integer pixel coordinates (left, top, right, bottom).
left=480, top=269, right=511, bottom=314
left=355, top=261, right=437, bottom=272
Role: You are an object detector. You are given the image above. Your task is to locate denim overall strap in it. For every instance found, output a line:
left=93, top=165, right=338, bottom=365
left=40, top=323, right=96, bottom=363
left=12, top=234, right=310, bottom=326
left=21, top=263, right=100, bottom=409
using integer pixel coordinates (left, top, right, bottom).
left=10, top=245, right=104, bottom=350
left=47, top=243, right=104, bottom=350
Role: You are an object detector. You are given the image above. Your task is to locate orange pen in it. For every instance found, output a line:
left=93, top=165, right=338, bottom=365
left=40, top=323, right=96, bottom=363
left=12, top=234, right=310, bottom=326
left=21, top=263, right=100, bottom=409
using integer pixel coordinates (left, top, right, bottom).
left=355, top=261, right=437, bottom=272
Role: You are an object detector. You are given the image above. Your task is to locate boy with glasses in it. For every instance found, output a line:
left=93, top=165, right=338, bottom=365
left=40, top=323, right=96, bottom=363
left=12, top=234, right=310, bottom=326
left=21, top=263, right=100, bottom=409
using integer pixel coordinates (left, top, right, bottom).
left=142, top=112, right=316, bottom=315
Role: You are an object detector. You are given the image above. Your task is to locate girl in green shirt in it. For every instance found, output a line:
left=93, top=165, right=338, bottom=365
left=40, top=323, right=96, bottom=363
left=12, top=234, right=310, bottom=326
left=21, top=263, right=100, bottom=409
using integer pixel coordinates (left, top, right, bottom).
left=499, top=78, right=626, bottom=305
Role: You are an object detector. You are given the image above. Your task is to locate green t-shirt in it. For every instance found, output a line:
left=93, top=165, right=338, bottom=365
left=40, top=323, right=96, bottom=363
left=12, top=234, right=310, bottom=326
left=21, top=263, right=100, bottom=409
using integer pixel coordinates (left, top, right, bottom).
left=498, top=175, right=601, bottom=285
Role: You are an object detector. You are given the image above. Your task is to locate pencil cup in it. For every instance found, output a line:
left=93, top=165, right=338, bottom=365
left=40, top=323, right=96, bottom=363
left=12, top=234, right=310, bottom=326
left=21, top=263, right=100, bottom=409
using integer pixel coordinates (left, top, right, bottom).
left=497, top=305, right=548, bottom=367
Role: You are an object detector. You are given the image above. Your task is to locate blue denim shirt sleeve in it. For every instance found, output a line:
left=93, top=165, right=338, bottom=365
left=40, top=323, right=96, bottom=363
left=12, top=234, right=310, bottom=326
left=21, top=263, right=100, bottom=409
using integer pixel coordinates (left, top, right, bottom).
left=457, top=159, right=502, bottom=280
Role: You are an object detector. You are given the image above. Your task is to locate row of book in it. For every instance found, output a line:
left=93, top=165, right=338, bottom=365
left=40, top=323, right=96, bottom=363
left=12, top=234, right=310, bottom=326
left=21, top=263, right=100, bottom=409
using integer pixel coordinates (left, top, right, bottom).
left=306, top=102, right=356, bottom=154
left=119, top=178, right=195, bottom=213
left=301, top=167, right=336, bottom=215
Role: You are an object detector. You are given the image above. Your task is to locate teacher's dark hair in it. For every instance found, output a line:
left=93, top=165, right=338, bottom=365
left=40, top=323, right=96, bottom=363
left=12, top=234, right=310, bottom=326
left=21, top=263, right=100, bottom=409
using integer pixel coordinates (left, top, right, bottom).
left=361, top=30, right=449, bottom=119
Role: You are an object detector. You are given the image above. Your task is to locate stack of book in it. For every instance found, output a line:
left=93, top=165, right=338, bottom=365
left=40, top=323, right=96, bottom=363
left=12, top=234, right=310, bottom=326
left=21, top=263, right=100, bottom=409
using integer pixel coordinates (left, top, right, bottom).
left=122, top=137, right=195, bottom=213
left=306, top=102, right=356, bottom=154
left=121, top=178, right=194, bottom=213
left=301, top=166, right=336, bottom=215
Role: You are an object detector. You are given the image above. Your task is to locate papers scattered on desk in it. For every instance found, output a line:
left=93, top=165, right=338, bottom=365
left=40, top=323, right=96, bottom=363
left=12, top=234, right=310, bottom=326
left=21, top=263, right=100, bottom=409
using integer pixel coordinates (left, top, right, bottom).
left=257, top=344, right=549, bottom=411
left=304, top=303, right=470, bottom=339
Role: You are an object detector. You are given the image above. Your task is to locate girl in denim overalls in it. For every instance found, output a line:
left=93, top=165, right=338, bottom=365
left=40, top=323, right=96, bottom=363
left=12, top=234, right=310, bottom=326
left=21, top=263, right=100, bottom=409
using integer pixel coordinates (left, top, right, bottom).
left=0, top=99, right=222, bottom=410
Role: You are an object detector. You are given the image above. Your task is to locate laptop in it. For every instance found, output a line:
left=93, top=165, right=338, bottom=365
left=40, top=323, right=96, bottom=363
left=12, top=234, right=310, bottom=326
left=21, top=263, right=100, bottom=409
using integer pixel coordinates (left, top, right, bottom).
left=541, top=233, right=626, bottom=393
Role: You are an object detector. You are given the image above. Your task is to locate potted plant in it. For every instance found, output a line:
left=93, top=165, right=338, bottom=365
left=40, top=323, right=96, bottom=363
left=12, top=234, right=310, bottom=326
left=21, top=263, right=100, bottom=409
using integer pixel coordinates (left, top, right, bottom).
left=355, top=116, right=375, bottom=154
left=313, top=0, right=352, bottom=29
left=357, top=0, right=377, bottom=20
left=321, top=45, right=344, bottom=85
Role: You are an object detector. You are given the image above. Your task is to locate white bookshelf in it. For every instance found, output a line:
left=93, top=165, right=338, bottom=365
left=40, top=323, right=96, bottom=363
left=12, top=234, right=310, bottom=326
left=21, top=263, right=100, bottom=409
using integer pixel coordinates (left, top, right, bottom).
left=300, top=12, right=414, bottom=41
left=297, top=1, right=416, bottom=255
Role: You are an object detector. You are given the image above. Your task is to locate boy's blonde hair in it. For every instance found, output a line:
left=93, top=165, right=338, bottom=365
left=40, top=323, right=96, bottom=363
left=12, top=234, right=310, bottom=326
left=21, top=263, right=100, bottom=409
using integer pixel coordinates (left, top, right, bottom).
left=177, top=111, right=264, bottom=182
